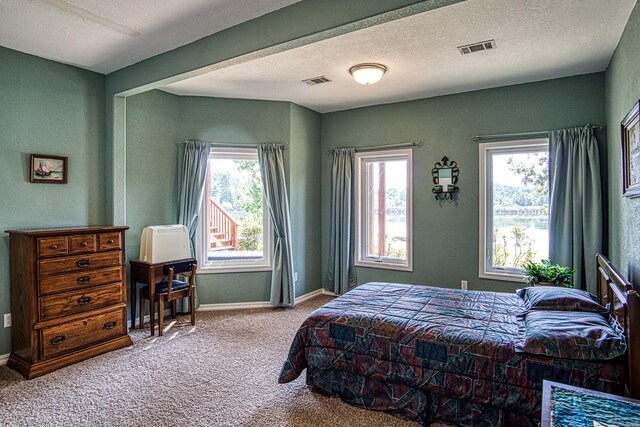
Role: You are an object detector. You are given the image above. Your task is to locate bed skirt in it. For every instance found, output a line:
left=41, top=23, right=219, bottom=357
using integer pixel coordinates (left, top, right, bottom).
left=306, top=367, right=538, bottom=427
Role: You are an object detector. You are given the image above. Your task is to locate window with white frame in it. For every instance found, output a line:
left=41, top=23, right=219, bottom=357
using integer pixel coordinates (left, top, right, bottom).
left=355, top=149, right=413, bottom=271
left=196, top=147, right=272, bottom=273
left=479, top=138, right=549, bottom=281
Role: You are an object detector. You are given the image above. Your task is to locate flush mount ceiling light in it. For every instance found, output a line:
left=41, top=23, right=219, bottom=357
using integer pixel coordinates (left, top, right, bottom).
left=349, top=63, right=387, bottom=85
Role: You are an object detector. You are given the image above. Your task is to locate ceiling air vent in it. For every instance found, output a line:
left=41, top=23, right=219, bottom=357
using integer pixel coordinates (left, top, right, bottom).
left=457, top=39, right=496, bottom=55
left=302, top=75, right=332, bottom=86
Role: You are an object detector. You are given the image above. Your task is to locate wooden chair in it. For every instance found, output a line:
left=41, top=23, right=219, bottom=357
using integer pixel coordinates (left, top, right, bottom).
left=139, top=260, right=197, bottom=336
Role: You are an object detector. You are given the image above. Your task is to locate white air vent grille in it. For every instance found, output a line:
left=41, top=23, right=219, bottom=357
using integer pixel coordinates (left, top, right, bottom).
left=302, top=76, right=332, bottom=86
left=457, top=40, right=496, bottom=55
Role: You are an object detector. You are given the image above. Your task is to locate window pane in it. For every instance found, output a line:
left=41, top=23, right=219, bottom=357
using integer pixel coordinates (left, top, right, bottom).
left=208, top=157, right=265, bottom=261
left=364, top=158, right=407, bottom=261
left=491, top=150, right=548, bottom=269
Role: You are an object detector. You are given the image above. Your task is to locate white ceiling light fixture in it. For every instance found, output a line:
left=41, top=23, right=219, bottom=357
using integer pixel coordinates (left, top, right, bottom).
left=349, top=63, right=387, bottom=85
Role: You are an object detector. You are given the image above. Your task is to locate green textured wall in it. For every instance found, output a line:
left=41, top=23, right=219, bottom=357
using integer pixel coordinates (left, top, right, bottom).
left=125, top=90, right=180, bottom=318
left=126, top=90, right=181, bottom=256
left=0, top=46, right=106, bottom=355
left=105, top=0, right=464, bottom=224
left=605, top=0, right=640, bottom=287
left=124, top=94, right=322, bottom=304
left=289, top=104, right=322, bottom=296
left=178, top=96, right=291, bottom=304
left=321, top=73, right=607, bottom=293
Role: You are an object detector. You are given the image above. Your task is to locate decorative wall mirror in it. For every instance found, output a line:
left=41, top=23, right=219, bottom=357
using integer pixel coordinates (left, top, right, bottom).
left=432, top=156, right=459, bottom=200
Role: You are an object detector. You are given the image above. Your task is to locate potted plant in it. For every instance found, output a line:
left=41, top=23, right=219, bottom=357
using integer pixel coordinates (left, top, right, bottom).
left=523, top=259, right=575, bottom=288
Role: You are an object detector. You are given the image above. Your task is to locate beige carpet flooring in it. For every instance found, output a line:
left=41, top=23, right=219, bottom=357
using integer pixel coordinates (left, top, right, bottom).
left=0, top=295, right=451, bottom=427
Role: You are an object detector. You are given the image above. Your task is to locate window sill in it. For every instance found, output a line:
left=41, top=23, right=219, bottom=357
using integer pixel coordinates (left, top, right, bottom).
left=356, top=260, right=413, bottom=272
left=198, top=265, right=272, bottom=274
left=479, top=271, right=527, bottom=284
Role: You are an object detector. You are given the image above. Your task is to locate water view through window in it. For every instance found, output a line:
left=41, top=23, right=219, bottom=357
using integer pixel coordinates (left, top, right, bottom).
left=491, top=150, right=549, bottom=269
left=364, top=158, right=408, bottom=262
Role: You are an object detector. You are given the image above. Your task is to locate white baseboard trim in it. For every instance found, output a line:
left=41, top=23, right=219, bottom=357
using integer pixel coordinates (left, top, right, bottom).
left=0, top=353, right=10, bottom=366
left=197, top=287, right=334, bottom=312
left=197, top=301, right=272, bottom=311
left=294, top=288, right=323, bottom=304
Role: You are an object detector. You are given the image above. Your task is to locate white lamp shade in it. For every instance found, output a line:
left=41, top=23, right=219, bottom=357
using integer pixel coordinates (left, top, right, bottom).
left=349, top=63, right=387, bottom=85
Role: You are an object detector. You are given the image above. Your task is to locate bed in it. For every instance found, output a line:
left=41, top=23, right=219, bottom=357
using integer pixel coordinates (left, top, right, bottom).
left=278, top=254, right=639, bottom=426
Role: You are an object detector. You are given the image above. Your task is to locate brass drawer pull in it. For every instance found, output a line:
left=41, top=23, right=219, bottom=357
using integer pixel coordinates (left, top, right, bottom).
left=50, top=335, right=66, bottom=346
left=77, top=275, right=91, bottom=285
left=103, top=321, right=117, bottom=330
left=107, top=239, right=114, bottom=244
left=80, top=242, right=88, bottom=247
left=51, top=244, right=58, bottom=250
left=77, top=296, right=93, bottom=305
left=76, top=259, right=91, bottom=268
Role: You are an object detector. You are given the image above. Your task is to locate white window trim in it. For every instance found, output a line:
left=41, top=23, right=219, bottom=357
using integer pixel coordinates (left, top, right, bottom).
left=478, top=138, right=548, bottom=282
left=196, top=147, right=273, bottom=274
left=354, top=148, right=413, bottom=272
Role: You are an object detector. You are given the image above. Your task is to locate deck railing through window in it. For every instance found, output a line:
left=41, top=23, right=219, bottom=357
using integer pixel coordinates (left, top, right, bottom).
left=208, top=198, right=238, bottom=251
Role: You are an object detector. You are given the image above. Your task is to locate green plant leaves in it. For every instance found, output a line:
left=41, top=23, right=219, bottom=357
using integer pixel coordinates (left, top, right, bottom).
left=523, top=259, right=575, bottom=288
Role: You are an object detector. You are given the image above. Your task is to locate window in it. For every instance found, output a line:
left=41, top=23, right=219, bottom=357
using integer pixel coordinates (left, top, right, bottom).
left=355, top=149, right=412, bottom=271
left=479, top=138, right=549, bottom=281
left=196, top=147, right=272, bottom=273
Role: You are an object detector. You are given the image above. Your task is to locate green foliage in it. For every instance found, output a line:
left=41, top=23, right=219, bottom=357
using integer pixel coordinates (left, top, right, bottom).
left=211, top=172, right=234, bottom=207
left=493, top=229, right=509, bottom=266
left=493, top=225, right=535, bottom=268
left=493, top=183, right=547, bottom=207
left=385, top=188, right=406, bottom=209
left=238, top=214, right=263, bottom=251
left=506, top=153, right=549, bottom=196
left=511, top=224, right=535, bottom=267
left=385, top=243, right=406, bottom=259
left=235, top=160, right=263, bottom=217
left=523, top=259, right=575, bottom=288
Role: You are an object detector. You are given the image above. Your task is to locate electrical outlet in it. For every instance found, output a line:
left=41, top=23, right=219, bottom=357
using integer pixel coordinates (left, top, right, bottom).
left=294, top=272, right=298, bottom=282
left=4, top=313, right=11, bottom=328
left=461, top=280, right=468, bottom=291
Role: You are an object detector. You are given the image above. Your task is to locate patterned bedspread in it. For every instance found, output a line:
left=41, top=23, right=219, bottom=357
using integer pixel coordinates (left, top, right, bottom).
left=278, top=283, right=624, bottom=426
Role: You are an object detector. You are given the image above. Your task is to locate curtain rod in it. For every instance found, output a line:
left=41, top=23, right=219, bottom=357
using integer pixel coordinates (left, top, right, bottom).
left=176, top=140, right=289, bottom=149
left=327, top=140, right=423, bottom=154
left=471, top=124, right=605, bottom=142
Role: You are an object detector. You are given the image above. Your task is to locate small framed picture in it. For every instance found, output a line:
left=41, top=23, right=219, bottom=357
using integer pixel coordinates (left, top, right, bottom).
left=30, top=154, right=68, bottom=184
left=621, top=100, right=640, bottom=198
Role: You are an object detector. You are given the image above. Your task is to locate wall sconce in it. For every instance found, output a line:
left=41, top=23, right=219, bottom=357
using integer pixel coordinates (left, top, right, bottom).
left=349, top=63, right=387, bottom=85
left=432, top=156, right=459, bottom=200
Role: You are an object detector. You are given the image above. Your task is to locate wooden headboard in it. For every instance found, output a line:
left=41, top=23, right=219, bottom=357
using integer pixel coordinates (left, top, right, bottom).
left=596, top=253, right=640, bottom=399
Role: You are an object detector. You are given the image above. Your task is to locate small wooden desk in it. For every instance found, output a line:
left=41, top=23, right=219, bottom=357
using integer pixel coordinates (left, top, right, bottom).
left=130, top=258, right=196, bottom=335
left=542, top=380, right=640, bottom=426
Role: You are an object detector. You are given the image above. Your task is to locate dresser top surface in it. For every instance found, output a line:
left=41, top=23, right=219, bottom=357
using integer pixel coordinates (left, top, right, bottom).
left=5, top=225, right=129, bottom=236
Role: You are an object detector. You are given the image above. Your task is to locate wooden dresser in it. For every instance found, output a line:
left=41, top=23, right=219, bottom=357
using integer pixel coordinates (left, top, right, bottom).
left=5, top=226, right=132, bottom=379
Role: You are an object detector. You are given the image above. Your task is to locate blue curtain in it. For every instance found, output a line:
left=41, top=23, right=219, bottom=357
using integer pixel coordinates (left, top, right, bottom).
left=549, top=126, right=602, bottom=293
left=258, top=144, right=295, bottom=307
left=177, top=140, right=210, bottom=310
left=326, top=148, right=357, bottom=294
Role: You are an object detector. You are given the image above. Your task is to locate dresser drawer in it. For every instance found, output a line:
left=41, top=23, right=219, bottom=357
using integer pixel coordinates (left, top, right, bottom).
left=41, top=309, right=125, bottom=359
left=39, top=251, right=121, bottom=277
left=69, top=234, right=97, bottom=254
left=39, top=283, right=123, bottom=321
left=38, top=237, right=68, bottom=258
left=98, top=232, right=121, bottom=251
left=39, top=267, right=123, bottom=295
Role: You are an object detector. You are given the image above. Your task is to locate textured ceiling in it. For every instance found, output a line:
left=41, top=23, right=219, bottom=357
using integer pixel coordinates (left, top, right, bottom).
left=161, top=0, right=637, bottom=113
left=0, top=0, right=301, bottom=73
left=0, top=0, right=636, bottom=113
